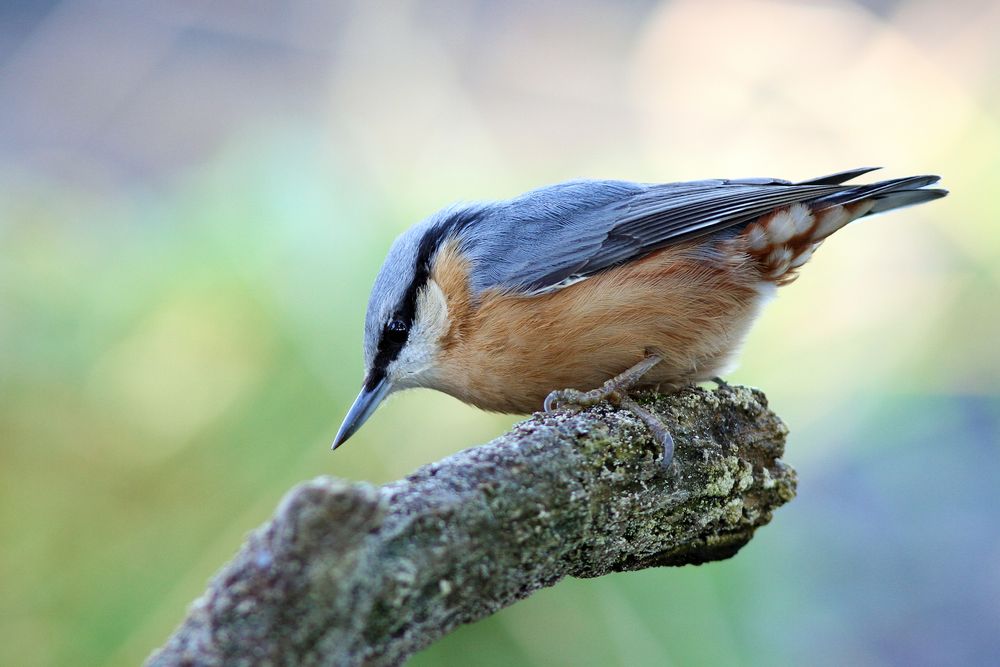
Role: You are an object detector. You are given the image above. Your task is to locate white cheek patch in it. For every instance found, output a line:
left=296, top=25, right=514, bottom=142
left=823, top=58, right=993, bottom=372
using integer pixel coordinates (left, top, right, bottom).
left=388, top=279, right=449, bottom=387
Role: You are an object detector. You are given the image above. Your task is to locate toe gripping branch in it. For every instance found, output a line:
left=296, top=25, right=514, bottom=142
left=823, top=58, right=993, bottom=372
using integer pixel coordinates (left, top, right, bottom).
left=543, top=355, right=675, bottom=466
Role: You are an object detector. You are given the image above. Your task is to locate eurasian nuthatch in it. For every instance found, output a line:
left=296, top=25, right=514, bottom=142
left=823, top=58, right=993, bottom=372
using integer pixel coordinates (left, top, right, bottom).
left=333, top=167, right=946, bottom=463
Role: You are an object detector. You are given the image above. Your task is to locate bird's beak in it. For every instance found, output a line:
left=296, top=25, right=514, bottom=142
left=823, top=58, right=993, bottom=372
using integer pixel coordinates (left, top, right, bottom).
left=331, top=375, right=391, bottom=450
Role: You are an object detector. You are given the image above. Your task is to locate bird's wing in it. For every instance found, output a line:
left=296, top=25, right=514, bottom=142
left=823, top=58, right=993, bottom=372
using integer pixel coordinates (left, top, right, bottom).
left=460, top=168, right=903, bottom=296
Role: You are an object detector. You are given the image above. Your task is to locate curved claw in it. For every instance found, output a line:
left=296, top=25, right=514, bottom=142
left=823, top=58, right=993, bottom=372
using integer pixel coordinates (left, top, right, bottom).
left=619, top=396, right=675, bottom=468
left=658, top=428, right=675, bottom=469
left=544, top=388, right=587, bottom=413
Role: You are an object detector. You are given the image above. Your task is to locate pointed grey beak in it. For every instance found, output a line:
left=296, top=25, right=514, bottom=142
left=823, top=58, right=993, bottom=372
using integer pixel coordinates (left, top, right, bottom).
left=332, top=376, right=391, bottom=450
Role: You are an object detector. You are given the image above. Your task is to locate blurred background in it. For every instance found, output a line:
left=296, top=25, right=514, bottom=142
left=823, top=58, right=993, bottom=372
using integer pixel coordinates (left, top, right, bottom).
left=1, top=0, right=997, bottom=665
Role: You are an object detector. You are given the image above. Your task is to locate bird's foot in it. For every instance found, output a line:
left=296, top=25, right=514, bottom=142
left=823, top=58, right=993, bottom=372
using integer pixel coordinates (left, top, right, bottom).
left=543, top=355, right=662, bottom=413
left=711, top=376, right=730, bottom=389
left=543, top=355, right=675, bottom=467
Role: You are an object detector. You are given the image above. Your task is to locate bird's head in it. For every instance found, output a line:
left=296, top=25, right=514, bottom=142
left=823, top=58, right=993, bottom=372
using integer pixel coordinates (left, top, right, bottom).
left=332, top=208, right=478, bottom=449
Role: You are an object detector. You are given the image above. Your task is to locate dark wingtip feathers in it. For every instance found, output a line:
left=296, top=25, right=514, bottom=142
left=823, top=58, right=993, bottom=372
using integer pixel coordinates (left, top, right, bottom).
left=810, top=172, right=946, bottom=214
left=866, top=187, right=948, bottom=215
left=796, top=167, right=882, bottom=186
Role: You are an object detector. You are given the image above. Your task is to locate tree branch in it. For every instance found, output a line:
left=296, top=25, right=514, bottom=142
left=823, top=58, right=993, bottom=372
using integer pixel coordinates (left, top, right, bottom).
left=147, top=385, right=796, bottom=667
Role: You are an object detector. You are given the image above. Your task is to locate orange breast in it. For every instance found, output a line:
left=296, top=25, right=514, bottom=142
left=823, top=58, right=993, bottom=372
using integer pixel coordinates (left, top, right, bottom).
left=429, top=238, right=766, bottom=413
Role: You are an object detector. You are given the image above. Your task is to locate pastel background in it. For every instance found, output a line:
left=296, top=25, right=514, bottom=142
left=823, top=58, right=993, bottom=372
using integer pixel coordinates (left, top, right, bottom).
left=1, top=1, right=997, bottom=665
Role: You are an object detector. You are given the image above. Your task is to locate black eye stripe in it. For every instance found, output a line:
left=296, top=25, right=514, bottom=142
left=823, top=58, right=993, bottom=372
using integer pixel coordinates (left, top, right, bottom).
left=371, top=316, right=410, bottom=371
left=384, top=319, right=409, bottom=342
left=369, top=207, right=484, bottom=380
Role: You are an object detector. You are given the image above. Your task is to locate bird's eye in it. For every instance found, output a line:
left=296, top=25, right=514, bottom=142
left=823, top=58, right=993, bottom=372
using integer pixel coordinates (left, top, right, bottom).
left=385, top=318, right=409, bottom=343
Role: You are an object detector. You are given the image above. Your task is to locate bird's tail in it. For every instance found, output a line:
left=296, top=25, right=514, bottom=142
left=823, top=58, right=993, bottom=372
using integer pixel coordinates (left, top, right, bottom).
left=799, top=168, right=947, bottom=218
left=743, top=168, right=946, bottom=284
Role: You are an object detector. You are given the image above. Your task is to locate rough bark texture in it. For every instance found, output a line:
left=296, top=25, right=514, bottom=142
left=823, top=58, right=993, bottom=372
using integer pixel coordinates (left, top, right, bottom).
left=147, top=384, right=796, bottom=667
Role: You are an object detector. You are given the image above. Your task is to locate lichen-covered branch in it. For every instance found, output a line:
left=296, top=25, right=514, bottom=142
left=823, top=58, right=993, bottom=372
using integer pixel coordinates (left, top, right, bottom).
left=147, top=385, right=796, bottom=667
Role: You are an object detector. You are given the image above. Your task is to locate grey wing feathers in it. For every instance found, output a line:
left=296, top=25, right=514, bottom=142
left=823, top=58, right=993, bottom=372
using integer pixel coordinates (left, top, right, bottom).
left=518, top=183, right=845, bottom=293
left=458, top=168, right=944, bottom=296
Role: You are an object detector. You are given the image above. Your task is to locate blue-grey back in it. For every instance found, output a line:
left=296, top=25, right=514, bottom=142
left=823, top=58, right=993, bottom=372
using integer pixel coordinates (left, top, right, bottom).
left=445, top=170, right=942, bottom=297
left=451, top=177, right=794, bottom=296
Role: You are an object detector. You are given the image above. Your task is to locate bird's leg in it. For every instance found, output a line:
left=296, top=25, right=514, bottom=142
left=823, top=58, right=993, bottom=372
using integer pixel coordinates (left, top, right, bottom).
left=544, top=355, right=676, bottom=468
left=619, top=396, right=674, bottom=468
left=543, top=355, right=662, bottom=412
left=711, top=376, right=730, bottom=389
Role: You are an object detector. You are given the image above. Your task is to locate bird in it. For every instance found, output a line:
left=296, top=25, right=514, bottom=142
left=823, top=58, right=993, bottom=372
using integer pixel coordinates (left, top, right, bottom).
left=332, top=167, right=946, bottom=464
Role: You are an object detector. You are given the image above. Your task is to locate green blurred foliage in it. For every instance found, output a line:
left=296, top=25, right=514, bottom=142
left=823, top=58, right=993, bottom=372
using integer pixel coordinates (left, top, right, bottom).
left=1, top=1, right=999, bottom=666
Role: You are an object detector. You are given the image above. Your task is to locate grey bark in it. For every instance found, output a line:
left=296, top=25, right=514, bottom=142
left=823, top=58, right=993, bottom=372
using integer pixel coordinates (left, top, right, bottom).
left=147, top=385, right=796, bottom=667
